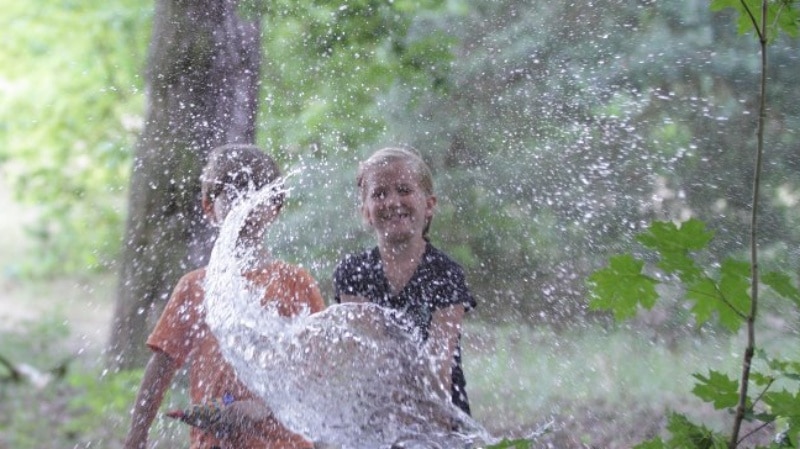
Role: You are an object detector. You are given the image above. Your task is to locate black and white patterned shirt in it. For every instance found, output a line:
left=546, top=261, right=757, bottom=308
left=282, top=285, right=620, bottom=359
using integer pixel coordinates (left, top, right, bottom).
left=333, top=242, right=476, bottom=415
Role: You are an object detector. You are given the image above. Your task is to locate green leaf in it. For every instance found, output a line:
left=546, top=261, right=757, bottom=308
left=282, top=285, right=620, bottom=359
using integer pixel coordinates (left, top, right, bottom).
left=664, top=412, right=728, bottom=449
left=686, top=276, right=723, bottom=326
left=710, top=0, right=800, bottom=41
left=684, top=259, right=749, bottom=332
left=692, top=371, right=740, bottom=410
left=588, top=254, right=659, bottom=321
left=717, top=258, right=751, bottom=331
left=485, top=438, right=532, bottom=449
left=750, top=371, right=775, bottom=387
left=763, top=390, right=800, bottom=441
left=636, top=219, right=712, bottom=282
left=632, top=438, right=667, bottom=449
left=775, top=4, right=800, bottom=38
left=762, top=270, right=800, bottom=307
left=756, top=351, right=800, bottom=382
left=637, top=219, right=714, bottom=252
left=709, top=0, right=736, bottom=9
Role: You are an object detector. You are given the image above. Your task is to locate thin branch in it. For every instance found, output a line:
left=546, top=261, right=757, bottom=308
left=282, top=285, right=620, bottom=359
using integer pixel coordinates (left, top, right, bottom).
left=735, top=375, right=778, bottom=445
left=683, top=284, right=748, bottom=320
left=750, top=377, right=775, bottom=408
left=737, top=419, right=774, bottom=445
left=0, top=353, right=22, bottom=383
left=739, top=0, right=766, bottom=42
left=729, top=0, right=768, bottom=447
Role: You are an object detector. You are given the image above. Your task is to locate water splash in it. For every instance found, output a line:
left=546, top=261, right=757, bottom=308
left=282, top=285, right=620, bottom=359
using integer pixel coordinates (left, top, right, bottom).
left=203, top=179, right=500, bottom=448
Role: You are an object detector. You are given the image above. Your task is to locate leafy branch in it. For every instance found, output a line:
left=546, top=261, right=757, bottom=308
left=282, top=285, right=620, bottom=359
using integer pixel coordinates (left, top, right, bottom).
left=588, top=3, right=800, bottom=446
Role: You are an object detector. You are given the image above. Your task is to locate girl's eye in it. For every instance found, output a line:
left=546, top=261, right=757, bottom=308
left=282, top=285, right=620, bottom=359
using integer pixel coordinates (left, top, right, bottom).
left=371, top=190, right=386, bottom=199
left=398, top=186, right=412, bottom=195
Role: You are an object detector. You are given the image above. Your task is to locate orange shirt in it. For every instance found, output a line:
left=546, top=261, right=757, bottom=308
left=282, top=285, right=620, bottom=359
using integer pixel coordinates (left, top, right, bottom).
left=147, top=261, right=325, bottom=449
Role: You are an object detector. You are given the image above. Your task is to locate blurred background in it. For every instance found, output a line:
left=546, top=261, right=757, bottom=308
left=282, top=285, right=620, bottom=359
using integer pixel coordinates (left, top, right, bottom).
left=1, top=0, right=798, bottom=447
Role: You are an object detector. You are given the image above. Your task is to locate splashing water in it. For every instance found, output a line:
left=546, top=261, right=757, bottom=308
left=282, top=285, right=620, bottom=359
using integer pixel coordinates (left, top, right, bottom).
left=203, top=179, right=501, bottom=449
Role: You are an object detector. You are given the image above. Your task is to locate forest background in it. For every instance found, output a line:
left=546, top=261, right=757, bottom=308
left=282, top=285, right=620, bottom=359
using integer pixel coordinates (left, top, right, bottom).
left=0, top=0, right=798, bottom=448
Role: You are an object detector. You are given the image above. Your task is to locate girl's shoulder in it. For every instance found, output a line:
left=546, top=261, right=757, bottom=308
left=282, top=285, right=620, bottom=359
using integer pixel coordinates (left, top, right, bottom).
left=423, top=243, right=465, bottom=273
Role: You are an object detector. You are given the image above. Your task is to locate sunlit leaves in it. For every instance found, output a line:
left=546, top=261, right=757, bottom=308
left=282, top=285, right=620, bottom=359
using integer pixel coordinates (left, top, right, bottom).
left=0, top=0, right=150, bottom=274
left=692, top=371, right=740, bottom=410
left=588, top=254, right=658, bottom=320
left=710, top=0, right=800, bottom=40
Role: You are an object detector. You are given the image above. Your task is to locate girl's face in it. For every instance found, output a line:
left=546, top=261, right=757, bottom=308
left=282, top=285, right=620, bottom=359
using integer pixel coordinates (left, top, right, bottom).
left=361, top=160, right=436, bottom=246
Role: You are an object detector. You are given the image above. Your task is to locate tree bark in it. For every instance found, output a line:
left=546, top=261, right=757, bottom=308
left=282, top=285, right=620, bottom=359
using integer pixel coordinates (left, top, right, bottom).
left=108, top=0, right=262, bottom=370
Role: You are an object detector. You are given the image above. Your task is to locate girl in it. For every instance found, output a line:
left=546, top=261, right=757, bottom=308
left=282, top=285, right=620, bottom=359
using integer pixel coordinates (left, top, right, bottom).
left=333, top=146, right=476, bottom=415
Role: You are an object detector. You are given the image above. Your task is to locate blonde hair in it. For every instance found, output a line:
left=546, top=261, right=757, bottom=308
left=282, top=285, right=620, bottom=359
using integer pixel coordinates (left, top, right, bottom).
left=356, top=146, right=435, bottom=237
left=201, top=143, right=284, bottom=208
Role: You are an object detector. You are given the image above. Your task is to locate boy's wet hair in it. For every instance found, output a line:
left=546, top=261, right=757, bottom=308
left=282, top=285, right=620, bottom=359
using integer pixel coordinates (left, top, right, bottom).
left=201, top=143, right=285, bottom=207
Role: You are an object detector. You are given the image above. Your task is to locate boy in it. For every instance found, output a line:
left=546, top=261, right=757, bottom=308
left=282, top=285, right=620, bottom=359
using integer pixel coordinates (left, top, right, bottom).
left=123, top=144, right=324, bottom=449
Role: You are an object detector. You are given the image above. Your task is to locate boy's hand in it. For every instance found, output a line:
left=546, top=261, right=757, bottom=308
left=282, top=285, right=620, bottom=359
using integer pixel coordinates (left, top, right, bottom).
left=165, top=398, right=271, bottom=438
left=218, top=399, right=272, bottom=429
left=165, top=400, right=231, bottom=438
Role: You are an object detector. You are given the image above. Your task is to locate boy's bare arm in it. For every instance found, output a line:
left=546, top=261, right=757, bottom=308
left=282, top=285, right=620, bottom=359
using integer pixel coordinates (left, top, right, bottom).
left=123, top=351, right=179, bottom=449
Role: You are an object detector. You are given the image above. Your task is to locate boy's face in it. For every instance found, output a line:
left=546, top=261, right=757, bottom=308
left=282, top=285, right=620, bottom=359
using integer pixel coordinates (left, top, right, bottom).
left=241, top=201, right=280, bottom=235
left=361, top=160, right=436, bottom=246
left=203, top=191, right=280, bottom=236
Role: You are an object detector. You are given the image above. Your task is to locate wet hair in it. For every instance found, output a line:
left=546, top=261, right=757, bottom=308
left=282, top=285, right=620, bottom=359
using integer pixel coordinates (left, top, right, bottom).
left=201, top=143, right=284, bottom=208
left=356, top=146, right=435, bottom=237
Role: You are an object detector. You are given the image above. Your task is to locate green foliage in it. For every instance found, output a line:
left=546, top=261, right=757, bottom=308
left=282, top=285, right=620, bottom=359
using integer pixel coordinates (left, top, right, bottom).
left=257, top=0, right=454, bottom=154
left=763, top=391, right=800, bottom=446
left=0, top=313, right=70, bottom=368
left=711, top=0, right=800, bottom=40
left=633, top=413, right=732, bottom=449
left=664, top=412, right=728, bottom=449
left=589, top=1, right=800, bottom=445
left=588, top=218, right=800, bottom=447
left=63, top=368, right=143, bottom=442
left=0, top=306, right=189, bottom=448
left=692, top=371, right=741, bottom=410
left=587, top=255, right=658, bottom=321
left=762, top=271, right=800, bottom=308
left=4, top=0, right=800, bottom=306
left=637, top=219, right=714, bottom=283
left=486, top=438, right=532, bottom=449
left=0, top=0, right=150, bottom=275
left=589, top=219, right=752, bottom=331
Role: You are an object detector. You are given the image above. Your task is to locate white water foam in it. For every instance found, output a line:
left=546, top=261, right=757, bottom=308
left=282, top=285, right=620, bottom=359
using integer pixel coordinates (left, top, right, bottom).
left=203, top=180, right=499, bottom=449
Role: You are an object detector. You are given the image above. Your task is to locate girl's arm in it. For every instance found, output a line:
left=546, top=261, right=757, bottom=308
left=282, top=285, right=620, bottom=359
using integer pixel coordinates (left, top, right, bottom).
left=426, top=304, right=465, bottom=395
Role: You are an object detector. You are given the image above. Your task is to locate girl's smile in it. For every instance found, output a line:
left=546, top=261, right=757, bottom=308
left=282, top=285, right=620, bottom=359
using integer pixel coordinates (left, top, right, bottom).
left=361, top=161, right=435, bottom=245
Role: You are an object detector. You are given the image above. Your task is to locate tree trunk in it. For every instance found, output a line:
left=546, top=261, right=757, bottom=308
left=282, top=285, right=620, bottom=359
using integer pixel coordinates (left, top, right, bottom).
left=108, top=0, right=262, bottom=370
